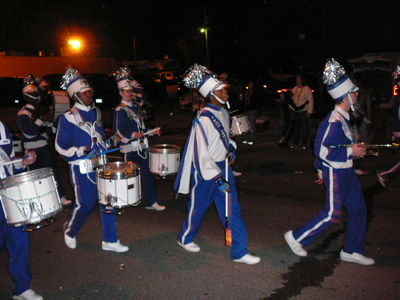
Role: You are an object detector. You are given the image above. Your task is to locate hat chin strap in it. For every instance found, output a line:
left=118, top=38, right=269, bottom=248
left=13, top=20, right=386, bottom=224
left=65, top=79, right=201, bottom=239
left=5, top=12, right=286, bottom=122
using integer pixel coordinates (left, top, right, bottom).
left=211, top=92, right=230, bottom=109
left=347, top=92, right=356, bottom=111
left=25, top=94, right=40, bottom=100
left=75, top=94, right=95, bottom=109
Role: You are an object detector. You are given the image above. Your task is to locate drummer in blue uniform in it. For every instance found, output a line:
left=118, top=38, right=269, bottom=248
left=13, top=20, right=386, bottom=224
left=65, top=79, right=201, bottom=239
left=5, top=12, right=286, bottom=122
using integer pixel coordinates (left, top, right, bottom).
left=284, top=58, right=375, bottom=265
left=17, top=75, right=72, bottom=207
left=0, top=121, right=42, bottom=300
left=55, top=67, right=128, bottom=252
left=174, top=64, right=260, bottom=265
left=111, top=66, right=165, bottom=211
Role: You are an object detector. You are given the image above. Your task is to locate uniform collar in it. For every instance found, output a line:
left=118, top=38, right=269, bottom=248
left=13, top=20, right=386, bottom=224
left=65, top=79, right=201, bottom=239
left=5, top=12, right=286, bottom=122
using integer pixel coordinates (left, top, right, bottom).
left=335, top=105, right=350, bottom=120
left=121, top=99, right=132, bottom=107
left=205, top=103, right=221, bottom=111
left=74, top=103, right=91, bottom=112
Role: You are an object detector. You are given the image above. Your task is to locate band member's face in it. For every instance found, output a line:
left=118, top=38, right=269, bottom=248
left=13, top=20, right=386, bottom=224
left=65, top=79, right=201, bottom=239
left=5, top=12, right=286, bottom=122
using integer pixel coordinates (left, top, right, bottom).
left=77, top=90, right=93, bottom=106
left=213, top=87, right=229, bottom=103
left=120, top=88, right=134, bottom=101
left=296, top=76, right=302, bottom=86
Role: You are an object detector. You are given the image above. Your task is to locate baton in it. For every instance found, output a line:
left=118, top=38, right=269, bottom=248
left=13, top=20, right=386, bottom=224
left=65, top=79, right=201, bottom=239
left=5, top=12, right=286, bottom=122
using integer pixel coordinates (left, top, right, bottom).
left=225, top=158, right=232, bottom=247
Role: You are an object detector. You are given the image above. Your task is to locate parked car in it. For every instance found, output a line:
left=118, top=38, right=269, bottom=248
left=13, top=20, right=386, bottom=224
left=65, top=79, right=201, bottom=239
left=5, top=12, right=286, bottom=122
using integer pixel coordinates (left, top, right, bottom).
left=348, top=55, right=395, bottom=105
left=152, top=71, right=179, bottom=85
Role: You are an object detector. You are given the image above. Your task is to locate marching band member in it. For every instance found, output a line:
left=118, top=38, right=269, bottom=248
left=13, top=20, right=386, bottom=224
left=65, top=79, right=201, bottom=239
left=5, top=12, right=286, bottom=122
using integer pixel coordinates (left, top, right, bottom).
left=174, top=64, right=260, bottom=265
left=377, top=64, right=400, bottom=187
left=0, top=121, right=41, bottom=300
left=284, top=59, right=374, bottom=265
left=112, top=66, right=165, bottom=211
left=55, top=67, right=128, bottom=252
left=17, top=75, right=72, bottom=207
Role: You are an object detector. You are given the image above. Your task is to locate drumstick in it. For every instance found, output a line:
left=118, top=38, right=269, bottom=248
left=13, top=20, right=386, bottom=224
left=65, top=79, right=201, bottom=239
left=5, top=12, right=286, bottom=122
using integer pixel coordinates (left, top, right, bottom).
left=97, top=147, right=122, bottom=156
left=0, top=155, right=29, bottom=167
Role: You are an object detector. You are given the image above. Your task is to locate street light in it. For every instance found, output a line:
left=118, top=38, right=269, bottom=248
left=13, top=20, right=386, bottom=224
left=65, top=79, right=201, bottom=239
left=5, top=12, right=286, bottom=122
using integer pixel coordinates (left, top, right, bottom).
left=200, top=27, right=209, bottom=68
left=68, top=39, right=81, bottom=50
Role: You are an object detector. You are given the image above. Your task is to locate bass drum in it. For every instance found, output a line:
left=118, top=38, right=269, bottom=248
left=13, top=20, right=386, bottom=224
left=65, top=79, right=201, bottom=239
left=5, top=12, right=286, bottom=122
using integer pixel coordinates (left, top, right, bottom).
left=0, top=168, right=62, bottom=226
left=52, top=90, right=71, bottom=121
left=97, top=162, right=141, bottom=208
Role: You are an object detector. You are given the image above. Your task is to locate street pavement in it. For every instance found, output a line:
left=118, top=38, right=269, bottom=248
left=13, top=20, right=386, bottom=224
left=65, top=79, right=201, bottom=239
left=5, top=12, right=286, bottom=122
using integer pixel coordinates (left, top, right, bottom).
left=1, top=101, right=400, bottom=300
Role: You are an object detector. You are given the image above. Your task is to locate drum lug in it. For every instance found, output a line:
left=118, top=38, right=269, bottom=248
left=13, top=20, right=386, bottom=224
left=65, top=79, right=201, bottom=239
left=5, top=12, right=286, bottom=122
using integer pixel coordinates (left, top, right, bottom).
left=159, top=164, right=168, bottom=175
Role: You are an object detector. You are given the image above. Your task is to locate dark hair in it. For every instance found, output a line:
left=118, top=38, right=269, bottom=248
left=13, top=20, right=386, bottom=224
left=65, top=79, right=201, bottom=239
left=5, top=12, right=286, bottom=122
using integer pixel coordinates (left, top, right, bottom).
left=297, top=74, right=307, bottom=86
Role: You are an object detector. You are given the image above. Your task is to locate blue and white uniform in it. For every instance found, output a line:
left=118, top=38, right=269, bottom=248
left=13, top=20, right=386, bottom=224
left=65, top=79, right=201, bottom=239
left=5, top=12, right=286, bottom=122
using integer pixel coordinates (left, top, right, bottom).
left=55, top=103, right=118, bottom=243
left=17, top=103, right=66, bottom=199
left=379, top=95, right=400, bottom=181
left=0, top=121, right=32, bottom=296
left=113, top=100, right=157, bottom=207
left=174, top=103, right=249, bottom=260
left=292, top=106, right=367, bottom=254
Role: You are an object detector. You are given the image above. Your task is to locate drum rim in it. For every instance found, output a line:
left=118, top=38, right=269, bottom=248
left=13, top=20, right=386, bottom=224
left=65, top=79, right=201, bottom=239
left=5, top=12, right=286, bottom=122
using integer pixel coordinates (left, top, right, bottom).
left=97, top=161, right=140, bottom=179
left=0, top=167, right=54, bottom=188
left=149, top=144, right=180, bottom=154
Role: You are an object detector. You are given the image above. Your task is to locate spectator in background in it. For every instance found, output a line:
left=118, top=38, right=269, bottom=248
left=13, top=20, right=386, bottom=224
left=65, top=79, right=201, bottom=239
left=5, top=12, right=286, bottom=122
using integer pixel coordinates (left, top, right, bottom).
left=277, top=91, right=309, bottom=148
left=244, top=79, right=262, bottom=145
left=290, top=75, right=314, bottom=149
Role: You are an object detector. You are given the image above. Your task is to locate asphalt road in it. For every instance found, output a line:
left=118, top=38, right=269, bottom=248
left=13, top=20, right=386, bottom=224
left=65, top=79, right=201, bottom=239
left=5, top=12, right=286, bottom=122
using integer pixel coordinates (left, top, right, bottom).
left=1, top=102, right=399, bottom=300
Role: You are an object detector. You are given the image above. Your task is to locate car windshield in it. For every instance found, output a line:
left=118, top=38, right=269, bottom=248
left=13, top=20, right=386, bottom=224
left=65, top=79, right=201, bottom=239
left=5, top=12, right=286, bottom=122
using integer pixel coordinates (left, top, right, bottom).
left=353, top=70, right=392, bottom=101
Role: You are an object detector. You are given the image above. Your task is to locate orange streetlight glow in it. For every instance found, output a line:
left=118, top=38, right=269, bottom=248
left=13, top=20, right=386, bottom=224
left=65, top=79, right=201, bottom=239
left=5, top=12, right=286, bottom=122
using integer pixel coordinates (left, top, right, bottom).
left=68, top=40, right=81, bottom=49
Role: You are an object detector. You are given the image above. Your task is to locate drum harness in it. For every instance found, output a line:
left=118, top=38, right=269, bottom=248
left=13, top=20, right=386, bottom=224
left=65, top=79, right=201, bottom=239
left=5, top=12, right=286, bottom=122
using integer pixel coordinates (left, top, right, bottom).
left=69, top=107, right=107, bottom=184
left=117, top=103, right=149, bottom=159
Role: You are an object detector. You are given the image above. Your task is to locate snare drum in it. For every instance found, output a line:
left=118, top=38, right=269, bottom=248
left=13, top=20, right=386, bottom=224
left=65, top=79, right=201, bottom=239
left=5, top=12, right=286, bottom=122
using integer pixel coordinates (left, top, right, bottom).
left=97, top=162, right=141, bottom=208
left=52, top=90, right=70, bottom=121
left=230, top=113, right=251, bottom=136
left=149, top=144, right=180, bottom=176
left=0, top=168, right=62, bottom=226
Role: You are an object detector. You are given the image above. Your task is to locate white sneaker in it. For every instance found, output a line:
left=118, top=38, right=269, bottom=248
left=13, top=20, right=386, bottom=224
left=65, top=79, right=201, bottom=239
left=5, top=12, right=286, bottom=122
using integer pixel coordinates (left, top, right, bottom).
left=61, top=197, right=73, bottom=206
left=177, top=241, right=200, bottom=253
left=145, top=202, right=166, bottom=211
left=376, top=171, right=388, bottom=188
left=102, top=240, right=129, bottom=252
left=233, top=253, right=261, bottom=265
left=340, top=250, right=375, bottom=265
left=232, top=171, right=242, bottom=177
left=12, top=289, right=43, bottom=300
left=63, top=223, right=76, bottom=249
left=284, top=231, right=307, bottom=257
left=354, top=169, right=369, bottom=175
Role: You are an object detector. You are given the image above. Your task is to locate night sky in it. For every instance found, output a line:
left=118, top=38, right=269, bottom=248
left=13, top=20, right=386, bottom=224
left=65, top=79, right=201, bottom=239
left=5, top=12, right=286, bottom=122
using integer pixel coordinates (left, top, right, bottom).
left=0, top=0, right=398, bottom=76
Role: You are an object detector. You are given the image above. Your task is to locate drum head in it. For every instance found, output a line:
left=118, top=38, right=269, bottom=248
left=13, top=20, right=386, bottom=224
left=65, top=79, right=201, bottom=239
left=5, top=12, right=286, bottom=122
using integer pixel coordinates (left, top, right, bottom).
left=149, top=144, right=180, bottom=154
left=97, top=162, right=139, bottom=179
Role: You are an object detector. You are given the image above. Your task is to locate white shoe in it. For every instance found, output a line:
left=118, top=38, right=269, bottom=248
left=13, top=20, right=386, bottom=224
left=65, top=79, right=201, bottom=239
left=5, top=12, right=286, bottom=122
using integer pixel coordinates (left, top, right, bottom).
left=233, top=253, right=261, bottom=265
left=177, top=241, right=200, bottom=253
left=354, top=169, right=369, bottom=175
left=61, top=197, right=73, bottom=206
left=340, top=250, right=375, bottom=265
left=284, top=231, right=307, bottom=257
left=12, top=289, right=43, bottom=300
left=102, top=240, right=129, bottom=253
left=63, top=223, right=76, bottom=249
left=232, top=171, right=242, bottom=177
left=145, top=202, right=166, bottom=211
left=376, top=171, right=388, bottom=188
